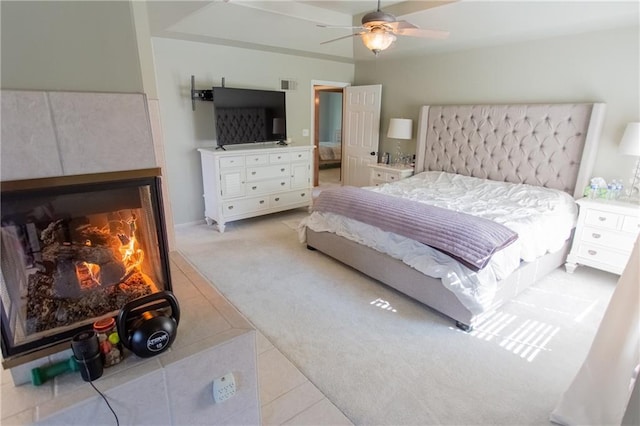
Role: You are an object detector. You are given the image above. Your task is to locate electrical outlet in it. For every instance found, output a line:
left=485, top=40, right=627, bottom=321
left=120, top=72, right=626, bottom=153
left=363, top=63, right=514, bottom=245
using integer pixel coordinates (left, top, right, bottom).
left=213, top=372, right=236, bottom=403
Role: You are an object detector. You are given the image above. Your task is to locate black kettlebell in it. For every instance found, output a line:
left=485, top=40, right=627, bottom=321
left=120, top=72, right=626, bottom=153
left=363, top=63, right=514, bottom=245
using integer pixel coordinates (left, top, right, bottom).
left=117, top=291, right=180, bottom=358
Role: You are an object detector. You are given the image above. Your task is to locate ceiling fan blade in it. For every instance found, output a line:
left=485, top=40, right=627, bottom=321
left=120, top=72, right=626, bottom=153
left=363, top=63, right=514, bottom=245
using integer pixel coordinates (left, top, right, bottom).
left=395, top=27, right=450, bottom=39
left=320, top=33, right=361, bottom=45
left=317, top=24, right=363, bottom=30
left=388, top=20, right=419, bottom=31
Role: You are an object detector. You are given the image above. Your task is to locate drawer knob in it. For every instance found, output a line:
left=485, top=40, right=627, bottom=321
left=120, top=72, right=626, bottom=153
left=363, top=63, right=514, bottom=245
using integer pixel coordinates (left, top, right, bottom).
left=281, top=168, right=285, bottom=172
left=301, top=193, right=306, bottom=197
left=252, top=171, right=257, bottom=175
left=260, top=200, right=265, bottom=204
left=588, top=249, right=597, bottom=256
left=252, top=186, right=257, bottom=190
left=275, top=197, right=280, bottom=201
left=228, top=205, right=234, bottom=210
left=598, top=216, right=606, bottom=221
left=281, top=182, right=286, bottom=186
left=591, top=233, right=601, bottom=239
left=390, top=176, right=396, bottom=180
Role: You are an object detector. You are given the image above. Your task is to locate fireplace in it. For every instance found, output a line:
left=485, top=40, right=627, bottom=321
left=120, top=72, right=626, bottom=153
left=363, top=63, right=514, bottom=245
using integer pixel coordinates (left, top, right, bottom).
left=0, top=168, right=171, bottom=363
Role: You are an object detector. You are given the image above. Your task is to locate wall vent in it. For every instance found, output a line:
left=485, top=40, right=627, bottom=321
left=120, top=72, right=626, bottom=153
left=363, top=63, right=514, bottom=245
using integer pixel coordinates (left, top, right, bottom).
left=280, top=79, right=297, bottom=91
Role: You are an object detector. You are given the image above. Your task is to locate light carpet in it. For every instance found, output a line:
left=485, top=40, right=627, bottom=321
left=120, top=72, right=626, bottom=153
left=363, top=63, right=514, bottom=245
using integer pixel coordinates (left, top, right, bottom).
left=175, top=209, right=618, bottom=425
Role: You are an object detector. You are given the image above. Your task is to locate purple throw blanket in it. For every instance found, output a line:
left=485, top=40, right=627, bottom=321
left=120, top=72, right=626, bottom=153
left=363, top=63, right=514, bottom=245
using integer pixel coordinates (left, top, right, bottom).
left=312, top=186, right=518, bottom=272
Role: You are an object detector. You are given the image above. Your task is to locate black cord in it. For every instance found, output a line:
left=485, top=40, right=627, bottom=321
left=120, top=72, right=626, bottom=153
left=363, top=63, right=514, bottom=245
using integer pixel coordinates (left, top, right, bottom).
left=82, top=360, right=120, bottom=426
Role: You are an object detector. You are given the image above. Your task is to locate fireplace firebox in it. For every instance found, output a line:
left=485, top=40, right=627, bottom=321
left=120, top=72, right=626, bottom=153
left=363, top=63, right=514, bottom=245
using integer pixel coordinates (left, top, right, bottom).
left=1, top=168, right=171, bottom=364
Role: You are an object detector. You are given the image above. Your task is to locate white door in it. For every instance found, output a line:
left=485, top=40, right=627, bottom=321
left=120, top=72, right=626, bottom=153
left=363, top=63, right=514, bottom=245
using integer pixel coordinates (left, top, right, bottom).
left=342, top=85, right=382, bottom=187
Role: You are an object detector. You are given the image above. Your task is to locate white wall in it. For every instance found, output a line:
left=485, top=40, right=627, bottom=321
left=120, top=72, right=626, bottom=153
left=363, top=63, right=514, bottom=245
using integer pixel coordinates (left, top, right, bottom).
left=152, top=38, right=355, bottom=224
left=1, top=1, right=142, bottom=92
left=355, top=25, right=640, bottom=187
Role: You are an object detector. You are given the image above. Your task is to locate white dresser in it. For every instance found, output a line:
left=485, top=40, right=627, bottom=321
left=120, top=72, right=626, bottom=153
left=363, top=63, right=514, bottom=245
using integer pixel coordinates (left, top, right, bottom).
left=565, top=198, right=640, bottom=274
left=198, top=145, right=314, bottom=232
left=368, top=163, right=414, bottom=186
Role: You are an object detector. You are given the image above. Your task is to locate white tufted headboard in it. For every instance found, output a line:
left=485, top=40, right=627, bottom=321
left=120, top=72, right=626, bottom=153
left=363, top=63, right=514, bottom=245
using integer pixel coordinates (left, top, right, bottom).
left=414, top=103, right=606, bottom=198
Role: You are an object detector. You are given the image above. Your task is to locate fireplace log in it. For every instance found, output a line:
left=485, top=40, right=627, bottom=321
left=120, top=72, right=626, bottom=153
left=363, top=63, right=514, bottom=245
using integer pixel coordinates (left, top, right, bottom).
left=43, top=243, right=126, bottom=298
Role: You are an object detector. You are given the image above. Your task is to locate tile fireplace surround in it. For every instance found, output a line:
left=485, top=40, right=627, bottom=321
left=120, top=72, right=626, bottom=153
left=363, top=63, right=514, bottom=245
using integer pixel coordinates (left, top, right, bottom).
left=0, top=90, right=260, bottom=424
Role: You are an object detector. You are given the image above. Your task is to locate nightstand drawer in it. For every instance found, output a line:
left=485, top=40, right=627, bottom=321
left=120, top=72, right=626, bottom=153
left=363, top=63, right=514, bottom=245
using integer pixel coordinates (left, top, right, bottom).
left=577, top=243, right=628, bottom=271
left=584, top=209, right=621, bottom=229
left=385, top=172, right=402, bottom=182
left=622, top=215, right=640, bottom=234
left=372, top=170, right=385, bottom=180
left=582, top=226, right=637, bottom=251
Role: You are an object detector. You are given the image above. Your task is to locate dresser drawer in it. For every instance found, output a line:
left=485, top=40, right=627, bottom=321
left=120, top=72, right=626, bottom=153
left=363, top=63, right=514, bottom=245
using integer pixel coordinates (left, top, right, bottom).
left=223, top=197, right=269, bottom=216
left=291, top=150, right=310, bottom=162
left=245, top=154, right=268, bottom=165
left=270, top=189, right=311, bottom=207
left=219, top=155, right=245, bottom=169
left=246, top=164, right=290, bottom=181
left=246, top=178, right=289, bottom=195
left=269, top=152, right=290, bottom=163
left=581, top=226, right=637, bottom=251
left=577, top=243, right=629, bottom=272
left=584, top=209, right=621, bottom=230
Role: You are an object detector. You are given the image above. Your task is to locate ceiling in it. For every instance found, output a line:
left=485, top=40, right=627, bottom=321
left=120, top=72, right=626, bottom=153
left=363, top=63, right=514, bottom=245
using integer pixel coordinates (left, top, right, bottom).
left=146, top=1, right=639, bottom=62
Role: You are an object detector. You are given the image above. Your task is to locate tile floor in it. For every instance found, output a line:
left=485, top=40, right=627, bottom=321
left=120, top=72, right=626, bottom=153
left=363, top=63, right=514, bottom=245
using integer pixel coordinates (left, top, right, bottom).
left=256, top=332, right=352, bottom=425
left=180, top=251, right=352, bottom=425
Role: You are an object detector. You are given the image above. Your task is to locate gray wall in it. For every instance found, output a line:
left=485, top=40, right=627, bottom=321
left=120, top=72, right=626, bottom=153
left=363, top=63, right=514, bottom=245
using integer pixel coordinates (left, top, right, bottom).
left=356, top=25, right=640, bottom=186
left=152, top=37, right=355, bottom=224
left=1, top=1, right=142, bottom=92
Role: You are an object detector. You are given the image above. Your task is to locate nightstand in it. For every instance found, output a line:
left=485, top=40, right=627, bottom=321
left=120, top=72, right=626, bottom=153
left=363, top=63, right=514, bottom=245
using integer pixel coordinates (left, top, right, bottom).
left=368, top=163, right=414, bottom=186
left=565, top=198, right=640, bottom=274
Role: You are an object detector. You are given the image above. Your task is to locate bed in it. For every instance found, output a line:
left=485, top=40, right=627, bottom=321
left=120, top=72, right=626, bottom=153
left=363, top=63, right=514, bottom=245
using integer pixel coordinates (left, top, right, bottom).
left=302, top=103, right=606, bottom=331
left=318, top=141, right=342, bottom=168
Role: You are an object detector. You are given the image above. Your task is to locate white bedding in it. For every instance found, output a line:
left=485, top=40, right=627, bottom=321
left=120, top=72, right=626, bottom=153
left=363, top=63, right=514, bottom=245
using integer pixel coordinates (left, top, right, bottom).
left=300, top=171, right=578, bottom=314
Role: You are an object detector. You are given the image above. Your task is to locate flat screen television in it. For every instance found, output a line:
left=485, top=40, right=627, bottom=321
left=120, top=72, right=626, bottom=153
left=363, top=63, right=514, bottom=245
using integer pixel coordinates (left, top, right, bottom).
left=213, top=87, right=286, bottom=148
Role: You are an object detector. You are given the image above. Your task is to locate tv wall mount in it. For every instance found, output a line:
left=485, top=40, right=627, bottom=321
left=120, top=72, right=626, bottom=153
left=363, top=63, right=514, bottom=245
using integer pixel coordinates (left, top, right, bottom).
left=190, top=75, right=220, bottom=111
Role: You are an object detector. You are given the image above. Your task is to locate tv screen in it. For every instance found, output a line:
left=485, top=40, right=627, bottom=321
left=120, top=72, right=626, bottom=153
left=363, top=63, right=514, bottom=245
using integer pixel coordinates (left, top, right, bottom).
left=212, top=87, right=286, bottom=148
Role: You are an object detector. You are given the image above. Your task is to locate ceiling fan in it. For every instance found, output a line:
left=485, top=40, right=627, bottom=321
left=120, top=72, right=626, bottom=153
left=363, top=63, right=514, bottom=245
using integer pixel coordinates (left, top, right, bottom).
left=318, top=0, right=449, bottom=56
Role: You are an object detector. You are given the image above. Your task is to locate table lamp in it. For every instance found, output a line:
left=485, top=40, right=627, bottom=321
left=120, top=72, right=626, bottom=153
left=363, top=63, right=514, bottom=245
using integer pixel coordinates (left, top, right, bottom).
left=387, top=118, right=412, bottom=165
left=618, top=122, right=640, bottom=201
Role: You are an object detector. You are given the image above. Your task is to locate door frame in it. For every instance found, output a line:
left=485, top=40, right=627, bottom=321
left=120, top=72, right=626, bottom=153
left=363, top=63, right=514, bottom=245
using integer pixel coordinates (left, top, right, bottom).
left=310, top=80, right=350, bottom=187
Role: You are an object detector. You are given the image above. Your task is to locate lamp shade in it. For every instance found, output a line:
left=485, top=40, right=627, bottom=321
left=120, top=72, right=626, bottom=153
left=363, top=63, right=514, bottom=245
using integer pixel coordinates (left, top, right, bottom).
left=619, top=122, right=640, bottom=156
left=387, top=118, right=413, bottom=140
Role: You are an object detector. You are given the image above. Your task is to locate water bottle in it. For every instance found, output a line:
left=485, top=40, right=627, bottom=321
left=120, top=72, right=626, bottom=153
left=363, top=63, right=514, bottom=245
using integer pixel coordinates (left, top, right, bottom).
left=589, top=182, right=598, bottom=199
left=615, top=180, right=624, bottom=199
left=607, top=182, right=615, bottom=199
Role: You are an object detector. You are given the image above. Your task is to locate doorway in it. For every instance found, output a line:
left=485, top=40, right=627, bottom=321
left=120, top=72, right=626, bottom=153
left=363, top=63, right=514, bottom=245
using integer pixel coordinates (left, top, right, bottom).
left=312, top=83, right=347, bottom=187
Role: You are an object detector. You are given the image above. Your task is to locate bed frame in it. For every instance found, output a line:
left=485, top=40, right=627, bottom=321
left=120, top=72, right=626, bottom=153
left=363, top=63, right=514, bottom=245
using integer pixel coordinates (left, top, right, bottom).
left=307, top=102, right=606, bottom=330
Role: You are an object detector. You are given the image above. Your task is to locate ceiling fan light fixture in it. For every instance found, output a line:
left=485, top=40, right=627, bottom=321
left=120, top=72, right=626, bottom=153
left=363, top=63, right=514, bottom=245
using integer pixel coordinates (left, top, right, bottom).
left=361, top=29, right=396, bottom=55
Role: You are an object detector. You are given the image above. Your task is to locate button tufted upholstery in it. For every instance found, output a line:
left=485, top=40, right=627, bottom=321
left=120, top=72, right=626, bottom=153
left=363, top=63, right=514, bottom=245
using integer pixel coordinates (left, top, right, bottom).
left=215, top=107, right=268, bottom=145
left=420, top=104, right=593, bottom=195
